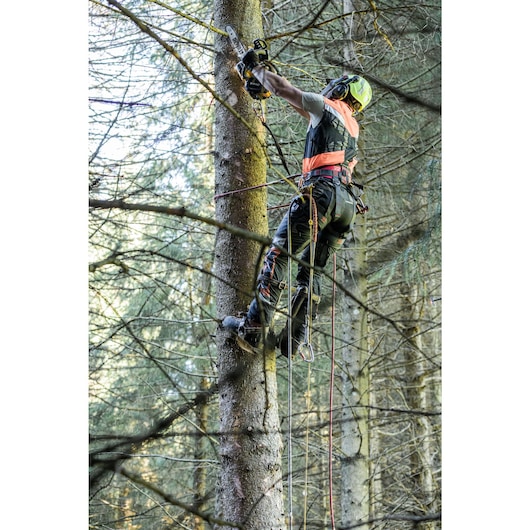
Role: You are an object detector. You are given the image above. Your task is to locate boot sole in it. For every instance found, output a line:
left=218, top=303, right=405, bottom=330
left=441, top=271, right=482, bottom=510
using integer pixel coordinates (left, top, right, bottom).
left=235, top=333, right=276, bottom=355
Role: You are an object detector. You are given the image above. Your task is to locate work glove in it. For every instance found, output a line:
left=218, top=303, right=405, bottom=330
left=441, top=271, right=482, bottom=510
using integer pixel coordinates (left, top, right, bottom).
left=236, top=49, right=260, bottom=80
left=237, top=56, right=278, bottom=81
left=236, top=43, right=278, bottom=99
left=242, top=48, right=261, bottom=70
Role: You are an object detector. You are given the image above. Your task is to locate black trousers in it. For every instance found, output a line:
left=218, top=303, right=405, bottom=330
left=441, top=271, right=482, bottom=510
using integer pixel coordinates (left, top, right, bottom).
left=247, top=176, right=356, bottom=326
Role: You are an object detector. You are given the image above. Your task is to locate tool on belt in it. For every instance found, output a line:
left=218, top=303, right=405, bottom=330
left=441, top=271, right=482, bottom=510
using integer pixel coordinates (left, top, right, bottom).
left=301, top=165, right=369, bottom=215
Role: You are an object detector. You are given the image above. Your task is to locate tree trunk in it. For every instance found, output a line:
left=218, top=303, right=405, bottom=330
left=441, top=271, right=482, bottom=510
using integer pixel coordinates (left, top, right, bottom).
left=402, top=285, right=440, bottom=528
left=213, top=2, right=285, bottom=528
left=338, top=1, right=371, bottom=523
left=193, top=378, right=210, bottom=530
left=339, top=219, right=370, bottom=528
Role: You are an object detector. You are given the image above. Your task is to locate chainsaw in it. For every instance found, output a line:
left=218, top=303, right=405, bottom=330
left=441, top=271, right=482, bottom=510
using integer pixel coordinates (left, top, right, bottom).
left=226, top=25, right=275, bottom=100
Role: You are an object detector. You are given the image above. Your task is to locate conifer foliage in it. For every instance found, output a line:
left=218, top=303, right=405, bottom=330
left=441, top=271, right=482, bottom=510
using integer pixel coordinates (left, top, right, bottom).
left=89, top=1, right=441, bottom=528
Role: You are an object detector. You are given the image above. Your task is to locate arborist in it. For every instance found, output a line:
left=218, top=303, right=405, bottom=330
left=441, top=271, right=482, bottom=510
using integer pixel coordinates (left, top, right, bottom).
left=223, top=47, right=373, bottom=358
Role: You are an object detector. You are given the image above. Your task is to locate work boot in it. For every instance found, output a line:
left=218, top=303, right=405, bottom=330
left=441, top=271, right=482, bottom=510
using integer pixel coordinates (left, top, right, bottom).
left=277, top=285, right=319, bottom=361
left=222, top=313, right=265, bottom=353
left=278, top=315, right=307, bottom=358
left=221, top=314, right=245, bottom=334
left=277, top=285, right=308, bottom=358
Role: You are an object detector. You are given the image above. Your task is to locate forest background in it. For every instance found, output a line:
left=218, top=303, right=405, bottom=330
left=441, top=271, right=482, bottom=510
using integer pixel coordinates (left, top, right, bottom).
left=1, top=2, right=529, bottom=530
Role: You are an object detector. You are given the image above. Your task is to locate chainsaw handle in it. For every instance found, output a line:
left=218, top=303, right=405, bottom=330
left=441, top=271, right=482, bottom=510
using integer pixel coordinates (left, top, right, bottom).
left=253, top=38, right=267, bottom=50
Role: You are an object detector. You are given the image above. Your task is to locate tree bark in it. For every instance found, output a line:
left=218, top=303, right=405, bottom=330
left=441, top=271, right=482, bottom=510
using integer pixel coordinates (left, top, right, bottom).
left=213, top=2, right=285, bottom=528
left=402, top=285, right=440, bottom=528
left=339, top=221, right=370, bottom=528
left=193, top=377, right=210, bottom=530
left=339, top=1, right=371, bottom=525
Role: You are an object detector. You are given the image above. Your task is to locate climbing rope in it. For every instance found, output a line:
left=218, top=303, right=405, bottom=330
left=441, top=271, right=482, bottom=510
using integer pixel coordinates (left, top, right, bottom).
left=298, top=187, right=318, bottom=363
left=302, top=363, right=312, bottom=530
left=286, top=201, right=294, bottom=530
left=212, top=173, right=299, bottom=201
left=286, top=183, right=319, bottom=529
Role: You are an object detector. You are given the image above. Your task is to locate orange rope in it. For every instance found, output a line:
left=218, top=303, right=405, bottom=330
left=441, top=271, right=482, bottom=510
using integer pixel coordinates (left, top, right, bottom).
left=329, top=253, right=336, bottom=529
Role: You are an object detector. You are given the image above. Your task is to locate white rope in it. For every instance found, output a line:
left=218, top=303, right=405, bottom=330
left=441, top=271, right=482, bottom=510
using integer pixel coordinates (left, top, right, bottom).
left=302, top=189, right=317, bottom=530
left=286, top=189, right=317, bottom=528
left=286, top=203, right=294, bottom=530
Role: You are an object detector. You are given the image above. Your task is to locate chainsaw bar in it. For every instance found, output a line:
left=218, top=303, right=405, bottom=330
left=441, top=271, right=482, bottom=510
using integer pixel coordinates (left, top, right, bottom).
left=226, top=25, right=247, bottom=59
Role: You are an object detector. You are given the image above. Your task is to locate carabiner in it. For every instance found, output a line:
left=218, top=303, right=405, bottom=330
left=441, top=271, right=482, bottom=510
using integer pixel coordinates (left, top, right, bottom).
left=298, top=342, right=314, bottom=363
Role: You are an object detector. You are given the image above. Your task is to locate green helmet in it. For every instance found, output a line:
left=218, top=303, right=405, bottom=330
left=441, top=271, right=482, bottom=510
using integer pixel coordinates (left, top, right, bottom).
left=321, top=74, right=373, bottom=112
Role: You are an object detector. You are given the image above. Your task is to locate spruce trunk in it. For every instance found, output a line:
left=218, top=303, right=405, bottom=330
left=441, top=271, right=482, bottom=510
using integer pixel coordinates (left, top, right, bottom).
left=339, top=222, right=370, bottom=527
left=213, top=3, right=285, bottom=528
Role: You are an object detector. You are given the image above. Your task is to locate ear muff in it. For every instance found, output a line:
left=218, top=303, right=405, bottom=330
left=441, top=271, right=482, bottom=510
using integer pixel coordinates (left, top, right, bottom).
left=329, top=75, right=360, bottom=100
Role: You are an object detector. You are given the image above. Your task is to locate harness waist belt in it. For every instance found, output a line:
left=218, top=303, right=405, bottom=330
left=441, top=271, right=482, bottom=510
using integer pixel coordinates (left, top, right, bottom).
left=302, top=165, right=352, bottom=185
left=300, top=166, right=369, bottom=215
